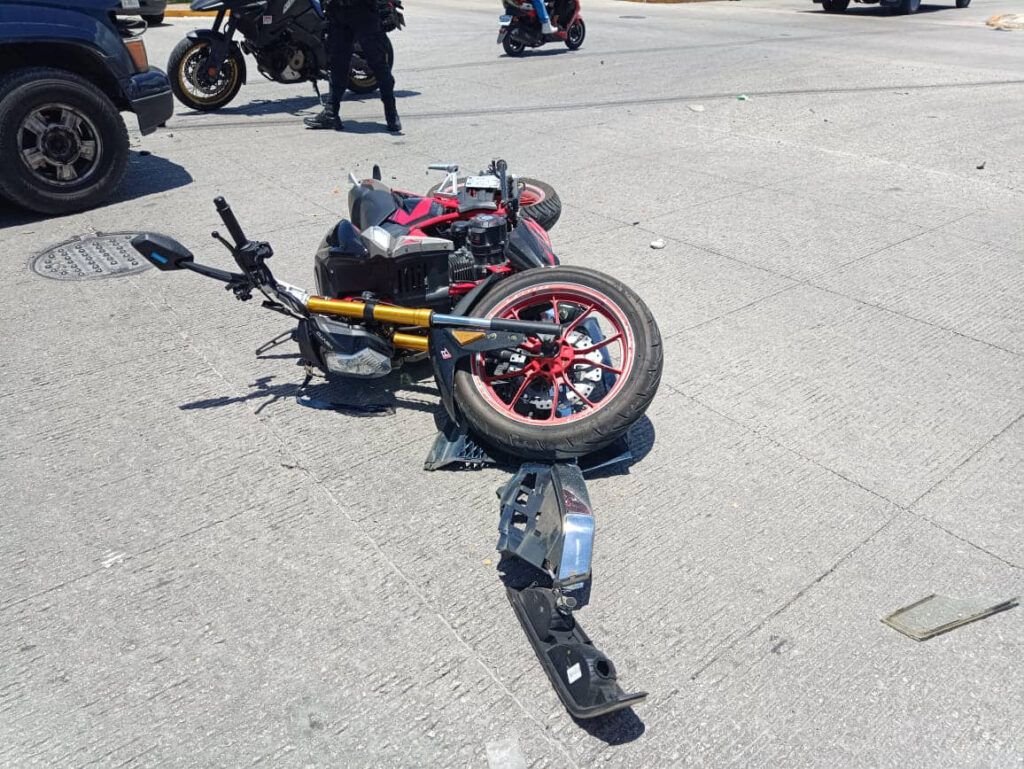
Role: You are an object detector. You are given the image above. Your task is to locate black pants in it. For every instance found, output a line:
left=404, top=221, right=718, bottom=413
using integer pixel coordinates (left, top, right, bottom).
left=327, top=7, right=395, bottom=114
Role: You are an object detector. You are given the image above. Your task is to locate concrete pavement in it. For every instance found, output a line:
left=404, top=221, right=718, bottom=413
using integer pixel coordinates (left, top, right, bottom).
left=1, top=0, right=1023, bottom=766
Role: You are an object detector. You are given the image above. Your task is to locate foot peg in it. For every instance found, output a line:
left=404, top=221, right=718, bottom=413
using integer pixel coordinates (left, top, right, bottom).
left=506, top=586, right=647, bottom=719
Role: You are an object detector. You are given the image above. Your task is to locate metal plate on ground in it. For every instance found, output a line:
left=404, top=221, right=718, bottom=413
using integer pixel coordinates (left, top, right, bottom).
left=32, top=233, right=150, bottom=281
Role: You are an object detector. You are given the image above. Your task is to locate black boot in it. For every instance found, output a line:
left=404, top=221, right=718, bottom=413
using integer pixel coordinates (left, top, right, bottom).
left=304, top=108, right=343, bottom=131
left=383, top=99, right=402, bottom=133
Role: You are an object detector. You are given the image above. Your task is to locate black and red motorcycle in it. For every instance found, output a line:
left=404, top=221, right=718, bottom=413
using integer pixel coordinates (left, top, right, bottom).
left=167, top=0, right=404, bottom=112
left=131, top=160, right=660, bottom=460
left=498, top=0, right=585, bottom=56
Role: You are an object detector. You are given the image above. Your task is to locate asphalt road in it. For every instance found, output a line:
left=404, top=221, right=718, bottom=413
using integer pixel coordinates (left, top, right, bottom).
left=2, top=0, right=1023, bottom=766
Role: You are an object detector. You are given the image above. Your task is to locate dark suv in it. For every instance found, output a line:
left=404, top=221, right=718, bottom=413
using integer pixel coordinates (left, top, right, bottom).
left=0, top=0, right=174, bottom=214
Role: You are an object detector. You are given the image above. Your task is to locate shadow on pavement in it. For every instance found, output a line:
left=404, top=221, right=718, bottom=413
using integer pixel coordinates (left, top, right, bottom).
left=179, top=89, right=421, bottom=117
left=803, top=4, right=957, bottom=15
left=178, top=364, right=442, bottom=418
left=0, top=152, right=192, bottom=228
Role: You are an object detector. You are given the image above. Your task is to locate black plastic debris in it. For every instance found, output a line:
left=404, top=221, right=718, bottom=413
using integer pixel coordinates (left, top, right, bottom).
left=506, top=586, right=647, bottom=719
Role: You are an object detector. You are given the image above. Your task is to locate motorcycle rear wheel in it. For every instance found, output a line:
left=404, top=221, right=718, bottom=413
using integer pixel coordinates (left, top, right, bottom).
left=454, top=265, right=662, bottom=460
left=347, top=38, right=395, bottom=95
left=502, top=35, right=527, bottom=56
left=426, top=176, right=562, bottom=230
left=168, top=38, right=244, bottom=112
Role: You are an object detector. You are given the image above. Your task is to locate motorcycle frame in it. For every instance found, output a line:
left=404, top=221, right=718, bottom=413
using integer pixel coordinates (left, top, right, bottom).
left=131, top=191, right=563, bottom=425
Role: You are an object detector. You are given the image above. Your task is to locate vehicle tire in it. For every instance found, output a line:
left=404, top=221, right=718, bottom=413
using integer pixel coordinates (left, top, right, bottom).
left=454, top=265, right=662, bottom=460
left=516, top=177, right=562, bottom=230
left=821, top=0, right=850, bottom=12
left=168, top=37, right=244, bottom=111
left=502, top=35, right=527, bottom=56
left=426, top=176, right=562, bottom=230
left=955, top=0, right=970, bottom=6
left=565, top=18, right=585, bottom=49
left=347, top=38, right=394, bottom=95
left=0, top=67, right=129, bottom=215
left=896, top=0, right=920, bottom=13
left=142, top=13, right=165, bottom=25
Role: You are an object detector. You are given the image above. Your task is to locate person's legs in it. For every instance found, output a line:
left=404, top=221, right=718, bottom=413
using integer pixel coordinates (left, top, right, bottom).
left=352, top=11, right=400, bottom=131
left=531, top=0, right=555, bottom=33
left=305, top=17, right=355, bottom=129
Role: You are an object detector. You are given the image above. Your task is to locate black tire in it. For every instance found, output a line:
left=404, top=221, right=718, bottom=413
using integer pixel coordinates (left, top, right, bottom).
left=565, top=19, right=585, bottom=49
left=0, top=67, right=129, bottom=215
left=142, top=13, right=165, bottom=25
left=426, top=176, right=563, bottom=230
left=517, top=177, right=562, bottom=230
left=454, top=265, right=663, bottom=460
left=168, top=37, right=244, bottom=111
left=896, top=0, right=920, bottom=13
left=502, top=35, right=526, bottom=57
left=347, top=38, right=394, bottom=95
left=955, top=0, right=970, bottom=7
left=821, top=0, right=850, bottom=12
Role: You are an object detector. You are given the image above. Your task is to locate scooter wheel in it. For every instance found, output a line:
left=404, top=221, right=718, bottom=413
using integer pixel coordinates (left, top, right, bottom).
left=502, top=35, right=527, bottom=56
left=454, top=265, right=662, bottom=460
left=565, top=18, right=585, bottom=50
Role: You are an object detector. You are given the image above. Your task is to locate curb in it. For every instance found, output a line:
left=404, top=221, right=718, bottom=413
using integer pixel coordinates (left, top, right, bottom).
left=165, top=7, right=218, bottom=16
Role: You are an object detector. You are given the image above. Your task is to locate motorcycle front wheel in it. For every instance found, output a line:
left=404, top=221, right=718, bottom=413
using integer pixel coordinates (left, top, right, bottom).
left=168, top=38, right=244, bottom=111
left=347, top=38, right=395, bottom=95
left=454, top=265, right=662, bottom=460
left=565, top=19, right=585, bottom=50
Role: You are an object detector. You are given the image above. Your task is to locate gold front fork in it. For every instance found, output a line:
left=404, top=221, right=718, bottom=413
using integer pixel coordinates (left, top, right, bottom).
left=305, top=296, right=430, bottom=352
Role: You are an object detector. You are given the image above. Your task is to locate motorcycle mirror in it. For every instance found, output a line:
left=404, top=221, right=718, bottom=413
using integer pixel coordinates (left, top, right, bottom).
left=130, top=233, right=194, bottom=271
left=372, top=164, right=382, bottom=181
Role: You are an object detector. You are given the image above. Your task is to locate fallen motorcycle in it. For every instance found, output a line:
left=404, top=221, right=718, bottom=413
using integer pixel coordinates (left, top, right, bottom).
left=499, top=0, right=585, bottom=56
left=131, top=160, right=661, bottom=460
left=167, top=0, right=404, bottom=112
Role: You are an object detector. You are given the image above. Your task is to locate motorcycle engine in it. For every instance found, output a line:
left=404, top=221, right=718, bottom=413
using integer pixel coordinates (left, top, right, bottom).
left=262, top=43, right=308, bottom=83
left=448, top=214, right=508, bottom=282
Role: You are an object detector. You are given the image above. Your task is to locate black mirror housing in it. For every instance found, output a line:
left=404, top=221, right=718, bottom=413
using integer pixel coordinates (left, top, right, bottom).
left=131, top=233, right=194, bottom=271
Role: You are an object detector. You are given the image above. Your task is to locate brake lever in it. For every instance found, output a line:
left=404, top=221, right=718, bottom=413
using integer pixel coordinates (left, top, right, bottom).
left=226, top=281, right=253, bottom=301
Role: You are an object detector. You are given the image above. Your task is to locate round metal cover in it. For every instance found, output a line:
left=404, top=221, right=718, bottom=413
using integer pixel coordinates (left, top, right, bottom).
left=32, top=232, right=151, bottom=281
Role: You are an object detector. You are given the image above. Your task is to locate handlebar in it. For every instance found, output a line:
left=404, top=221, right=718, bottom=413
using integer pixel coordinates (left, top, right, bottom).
left=214, top=196, right=247, bottom=248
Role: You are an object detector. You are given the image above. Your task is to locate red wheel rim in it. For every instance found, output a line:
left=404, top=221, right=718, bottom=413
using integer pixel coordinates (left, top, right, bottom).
left=470, top=283, right=635, bottom=426
left=518, top=183, right=546, bottom=207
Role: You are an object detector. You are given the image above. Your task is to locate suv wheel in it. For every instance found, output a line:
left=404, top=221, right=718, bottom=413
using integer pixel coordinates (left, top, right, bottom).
left=0, top=67, right=129, bottom=215
left=821, top=0, right=851, bottom=12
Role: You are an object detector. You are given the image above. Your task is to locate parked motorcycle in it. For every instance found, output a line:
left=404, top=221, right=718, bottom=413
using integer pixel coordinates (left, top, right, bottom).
left=498, top=0, right=584, bottom=56
left=167, top=0, right=404, bottom=112
left=130, top=160, right=661, bottom=460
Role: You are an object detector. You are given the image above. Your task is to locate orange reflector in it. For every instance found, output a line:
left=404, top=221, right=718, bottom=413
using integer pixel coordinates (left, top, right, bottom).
left=124, top=38, right=149, bottom=73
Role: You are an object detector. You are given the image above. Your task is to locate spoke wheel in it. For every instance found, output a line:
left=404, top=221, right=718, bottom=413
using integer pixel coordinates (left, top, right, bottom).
left=168, top=38, right=244, bottom=111
left=471, top=285, right=633, bottom=426
left=453, top=265, right=663, bottom=460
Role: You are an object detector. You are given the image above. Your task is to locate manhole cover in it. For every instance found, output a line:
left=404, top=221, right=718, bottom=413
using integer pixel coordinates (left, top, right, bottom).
left=619, top=14, right=646, bottom=19
left=32, top=232, right=151, bottom=281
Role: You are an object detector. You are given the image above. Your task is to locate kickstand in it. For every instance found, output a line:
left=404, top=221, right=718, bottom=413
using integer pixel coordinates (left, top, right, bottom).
left=255, top=329, right=295, bottom=357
